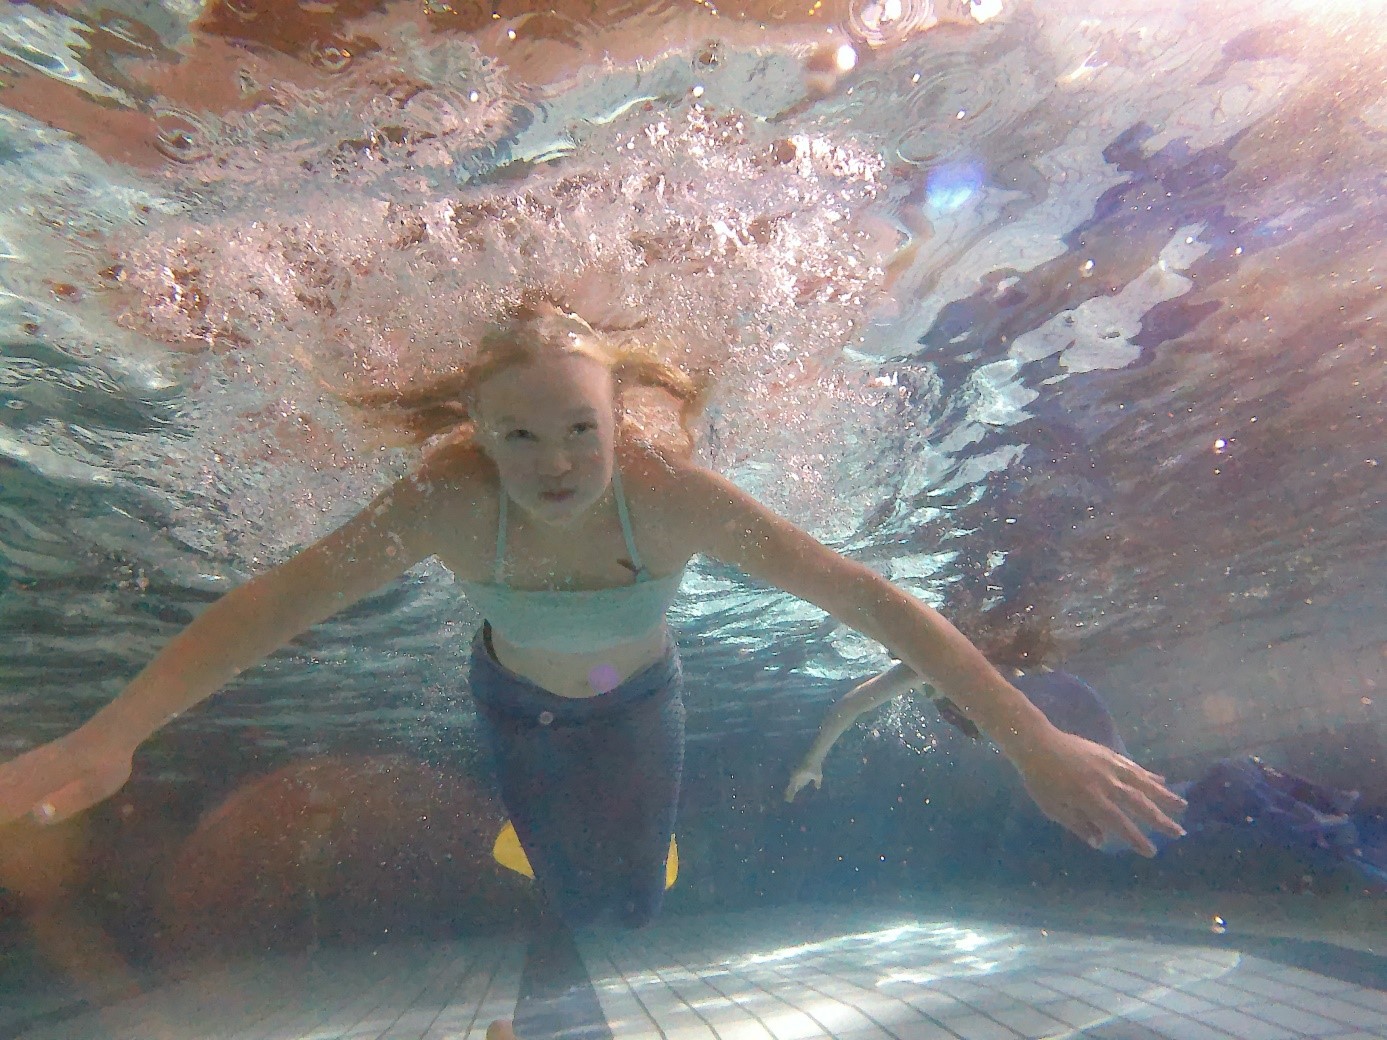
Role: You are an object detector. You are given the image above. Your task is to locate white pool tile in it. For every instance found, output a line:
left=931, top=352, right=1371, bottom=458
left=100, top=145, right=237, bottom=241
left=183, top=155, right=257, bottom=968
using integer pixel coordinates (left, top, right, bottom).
left=934, top=1012, right=1020, bottom=1040
left=1244, top=999, right=1358, bottom=1037
left=1337, top=986, right=1387, bottom=1013
left=1035, top=998, right=1117, bottom=1031
left=1138, top=1015, right=1238, bottom=1040
left=986, top=1002, right=1072, bottom=1038
left=1304, top=993, right=1387, bottom=1030
left=1175, top=980, right=1261, bottom=1009
left=1146, top=989, right=1220, bottom=1016
left=1199, top=1007, right=1297, bottom=1040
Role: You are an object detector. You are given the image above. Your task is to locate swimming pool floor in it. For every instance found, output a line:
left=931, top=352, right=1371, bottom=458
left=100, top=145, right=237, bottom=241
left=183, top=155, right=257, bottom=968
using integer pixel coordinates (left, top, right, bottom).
left=5, top=903, right=1385, bottom=1040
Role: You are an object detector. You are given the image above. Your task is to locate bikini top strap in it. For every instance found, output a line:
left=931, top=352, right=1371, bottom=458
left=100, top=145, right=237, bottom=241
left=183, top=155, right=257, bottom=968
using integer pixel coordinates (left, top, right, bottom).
left=611, top=467, right=649, bottom=580
left=493, top=490, right=509, bottom=583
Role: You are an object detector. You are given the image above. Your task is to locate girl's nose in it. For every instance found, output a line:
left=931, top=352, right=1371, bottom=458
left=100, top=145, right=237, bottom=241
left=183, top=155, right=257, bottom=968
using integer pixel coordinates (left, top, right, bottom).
left=537, top=449, right=572, bottom=477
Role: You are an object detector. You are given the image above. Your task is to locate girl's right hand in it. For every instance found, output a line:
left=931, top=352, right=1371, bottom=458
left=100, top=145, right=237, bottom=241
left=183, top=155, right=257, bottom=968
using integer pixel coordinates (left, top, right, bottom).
left=0, top=730, right=135, bottom=828
left=784, top=765, right=823, bottom=803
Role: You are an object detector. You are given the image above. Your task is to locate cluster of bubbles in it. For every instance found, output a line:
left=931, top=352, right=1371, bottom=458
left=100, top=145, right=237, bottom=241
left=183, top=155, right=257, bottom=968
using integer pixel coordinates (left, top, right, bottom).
left=106, top=45, right=904, bottom=552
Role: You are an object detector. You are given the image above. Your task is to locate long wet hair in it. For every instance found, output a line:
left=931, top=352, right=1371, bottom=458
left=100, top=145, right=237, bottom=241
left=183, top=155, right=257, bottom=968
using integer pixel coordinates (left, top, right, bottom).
left=341, top=299, right=709, bottom=454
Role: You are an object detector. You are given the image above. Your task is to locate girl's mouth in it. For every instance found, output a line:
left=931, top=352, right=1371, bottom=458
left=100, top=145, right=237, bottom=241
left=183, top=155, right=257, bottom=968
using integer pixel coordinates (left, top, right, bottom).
left=539, top=488, right=575, bottom=503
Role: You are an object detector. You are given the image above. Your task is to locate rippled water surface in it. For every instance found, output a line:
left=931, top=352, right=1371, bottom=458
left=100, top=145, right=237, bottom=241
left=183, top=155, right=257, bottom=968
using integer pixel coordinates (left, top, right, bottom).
left=0, top=0, right=1383, bottom=773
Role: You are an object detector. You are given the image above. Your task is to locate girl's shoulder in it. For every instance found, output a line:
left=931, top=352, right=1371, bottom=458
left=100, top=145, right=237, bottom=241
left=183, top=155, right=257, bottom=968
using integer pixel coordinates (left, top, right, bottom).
left=615, top=442, right=725, bottom=542
left=416, top=438, right=498, bottom=489
left=616, top=441, right=707, bottom=497
left=395, top=441, right=502, bottom=575
left=395, top=440, right=498, bottom=529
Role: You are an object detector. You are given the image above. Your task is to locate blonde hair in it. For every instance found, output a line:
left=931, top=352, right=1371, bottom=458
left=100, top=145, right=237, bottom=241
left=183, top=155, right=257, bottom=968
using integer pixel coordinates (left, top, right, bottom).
left=341, top=299, right=709, bottom=453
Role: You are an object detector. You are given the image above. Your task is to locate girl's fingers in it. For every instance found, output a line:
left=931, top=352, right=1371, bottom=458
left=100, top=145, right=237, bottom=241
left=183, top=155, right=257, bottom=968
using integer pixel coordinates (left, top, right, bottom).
left=1091, top=798, right=1158, bottom=857
left=1152, top=784, right=1189, bottom=815
left=1113, top=755, right=1187, bottom=817
left=1116, top=784, right=1186, bottom=839
left=1064, top=810, right=1103, bottom=850
left=1125, top=760, right=1175, bottom=794
left=1135, top=778, right=1188, bottom=820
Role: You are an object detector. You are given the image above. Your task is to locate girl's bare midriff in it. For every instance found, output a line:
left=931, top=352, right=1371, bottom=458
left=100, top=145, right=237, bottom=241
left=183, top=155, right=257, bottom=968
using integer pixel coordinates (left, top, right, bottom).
left=488, top=626, right=670, bottom=699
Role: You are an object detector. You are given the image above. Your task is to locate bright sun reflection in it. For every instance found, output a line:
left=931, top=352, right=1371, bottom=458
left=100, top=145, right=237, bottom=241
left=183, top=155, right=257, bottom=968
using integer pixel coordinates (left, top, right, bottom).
left=731, top=918, right=1019, bottom=985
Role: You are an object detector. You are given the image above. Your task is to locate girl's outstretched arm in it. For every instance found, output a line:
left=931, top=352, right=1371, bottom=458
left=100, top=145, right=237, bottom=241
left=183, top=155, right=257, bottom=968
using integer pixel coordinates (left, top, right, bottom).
left=0, top=459, right=459, bottom=828
left=785, top=663, right=918, bottom=802
left=673, top=464, right=1185, bottom=855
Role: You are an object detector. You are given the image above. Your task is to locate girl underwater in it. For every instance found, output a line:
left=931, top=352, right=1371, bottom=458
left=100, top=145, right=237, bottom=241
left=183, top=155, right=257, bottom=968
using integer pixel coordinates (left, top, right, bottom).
left=0, top=301, right=1186, bottom=1033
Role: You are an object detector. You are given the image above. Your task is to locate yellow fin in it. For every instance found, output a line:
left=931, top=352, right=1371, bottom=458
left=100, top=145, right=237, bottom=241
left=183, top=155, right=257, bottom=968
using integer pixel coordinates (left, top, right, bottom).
left=492, top=820, right=534, bottom=879
left=492, top=821, right=679, bottom=890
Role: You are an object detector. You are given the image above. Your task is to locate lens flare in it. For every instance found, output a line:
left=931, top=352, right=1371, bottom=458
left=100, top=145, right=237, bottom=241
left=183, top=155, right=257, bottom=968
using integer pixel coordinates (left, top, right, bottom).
left=925, top=162, right=984, bottom=214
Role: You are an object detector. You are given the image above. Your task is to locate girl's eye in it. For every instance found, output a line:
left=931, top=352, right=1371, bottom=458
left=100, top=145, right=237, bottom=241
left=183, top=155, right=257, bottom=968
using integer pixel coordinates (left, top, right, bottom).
left=570, top=422, right=596, bottom=436
left=504, top=429, right=534, bottom=442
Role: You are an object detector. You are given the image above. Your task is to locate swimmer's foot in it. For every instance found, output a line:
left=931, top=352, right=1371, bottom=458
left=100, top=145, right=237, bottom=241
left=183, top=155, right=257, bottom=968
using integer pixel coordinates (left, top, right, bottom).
left=486, top=1018, right=517, bottom=1040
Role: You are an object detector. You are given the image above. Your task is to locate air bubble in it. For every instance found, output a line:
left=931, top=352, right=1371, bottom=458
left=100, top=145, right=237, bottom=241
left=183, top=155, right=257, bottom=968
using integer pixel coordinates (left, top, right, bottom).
left=308, top=39, right=353, bottom=73
left=848, top=0, right=936, bottom=48
left=695, top=41, right=724, bottom=69
left=153, top=108, right=211, bottom=163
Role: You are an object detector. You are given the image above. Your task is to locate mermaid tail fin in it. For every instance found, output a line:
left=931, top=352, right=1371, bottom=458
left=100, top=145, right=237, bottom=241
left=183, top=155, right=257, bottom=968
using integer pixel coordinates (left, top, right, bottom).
left=493, top=820, right=678, bottom=889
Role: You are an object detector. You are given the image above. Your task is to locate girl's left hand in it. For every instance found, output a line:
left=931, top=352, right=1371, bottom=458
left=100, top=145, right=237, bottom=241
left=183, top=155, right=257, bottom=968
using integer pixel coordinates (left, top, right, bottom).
left=1013, top=728, right=1187, bottom=857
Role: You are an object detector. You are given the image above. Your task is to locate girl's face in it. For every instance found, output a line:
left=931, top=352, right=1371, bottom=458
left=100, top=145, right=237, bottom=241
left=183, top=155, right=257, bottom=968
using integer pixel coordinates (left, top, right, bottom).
left=473, top=353, right=618, bottom=525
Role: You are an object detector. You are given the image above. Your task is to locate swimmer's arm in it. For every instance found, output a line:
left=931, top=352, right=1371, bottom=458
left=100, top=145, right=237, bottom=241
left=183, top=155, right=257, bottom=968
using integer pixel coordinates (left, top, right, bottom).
left=86, top=469, right=447, bottom=754
left=797, top=665, right=976, bottom=786
left=674, top=468, right=1053, bottom=760
left=786, top=663, right=918, bottom=801
left=0, top=464, right=462, bottom=827
left=798, top=663, right=918, bottom=773
left=674, top=465, right=1186, bottom=852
